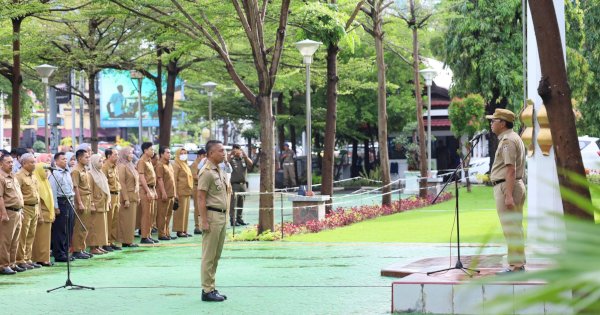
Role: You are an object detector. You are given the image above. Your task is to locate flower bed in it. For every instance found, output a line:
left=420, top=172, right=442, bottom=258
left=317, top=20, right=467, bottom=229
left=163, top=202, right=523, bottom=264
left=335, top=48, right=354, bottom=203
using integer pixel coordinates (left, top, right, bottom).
left=230, top=192, right=453, bottom=241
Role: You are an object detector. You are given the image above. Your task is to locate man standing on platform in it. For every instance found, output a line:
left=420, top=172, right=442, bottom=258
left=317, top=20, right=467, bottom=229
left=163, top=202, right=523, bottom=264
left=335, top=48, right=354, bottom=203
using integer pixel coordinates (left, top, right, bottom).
left=49, top=152, right=76, bottom=263
left=486, top=108, right=527, bottom=274
left=155, top=147, right=176, bottom=241
left=15, top=154, right=41, bottom=270
left=102, top=149, right=121, bottom=251
left=71, top=149, right=93, bottom=259
left=0, top=154, right=25, bottom=274
left=138, top=143, right=158, bottom=244
left=198, top=140, right=231, bottom=302
left=228, top=144, right=252, bottom=226
left=280, top=143, right=296, bottom=188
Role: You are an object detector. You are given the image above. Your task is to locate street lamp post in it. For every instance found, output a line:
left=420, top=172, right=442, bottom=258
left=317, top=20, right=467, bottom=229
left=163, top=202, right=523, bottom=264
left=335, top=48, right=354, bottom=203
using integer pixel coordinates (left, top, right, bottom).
left=35, top=64, right=58, bottom=153
left=419, top=68, right=437, bottom=174
left=295, top=39, right=321, bottom=194
left=202, top=82, right=218, bottom=140
left=130, top=70, right=144, bottom=144
left=0, top=91, right=5, bottom=150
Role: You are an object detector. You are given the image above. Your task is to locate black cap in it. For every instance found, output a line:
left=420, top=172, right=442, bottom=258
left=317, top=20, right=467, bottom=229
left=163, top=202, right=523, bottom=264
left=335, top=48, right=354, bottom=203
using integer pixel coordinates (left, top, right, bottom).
left=197, top=149, right=207, bottom=155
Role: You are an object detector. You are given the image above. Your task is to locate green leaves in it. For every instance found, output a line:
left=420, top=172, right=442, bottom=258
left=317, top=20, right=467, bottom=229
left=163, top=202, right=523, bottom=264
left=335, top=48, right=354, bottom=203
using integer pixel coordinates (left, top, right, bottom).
left=448, top=93, right=486, bottom=138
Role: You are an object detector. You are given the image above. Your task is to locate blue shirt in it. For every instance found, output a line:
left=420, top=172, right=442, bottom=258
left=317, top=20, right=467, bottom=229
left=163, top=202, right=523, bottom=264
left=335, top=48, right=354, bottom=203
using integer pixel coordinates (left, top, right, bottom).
left=109, top=92, right=125, bottom=116
left=49, top=167, right=75, bottom=209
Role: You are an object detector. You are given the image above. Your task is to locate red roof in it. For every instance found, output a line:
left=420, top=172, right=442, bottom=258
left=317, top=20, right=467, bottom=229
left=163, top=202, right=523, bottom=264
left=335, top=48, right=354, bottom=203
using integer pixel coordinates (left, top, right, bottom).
left=424, top=118, right=451, bottom=128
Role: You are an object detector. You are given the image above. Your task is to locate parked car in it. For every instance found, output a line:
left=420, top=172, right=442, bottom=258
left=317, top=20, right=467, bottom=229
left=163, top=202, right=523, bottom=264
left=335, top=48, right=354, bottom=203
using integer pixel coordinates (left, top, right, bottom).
left=579, top=136, right=600, bottom=171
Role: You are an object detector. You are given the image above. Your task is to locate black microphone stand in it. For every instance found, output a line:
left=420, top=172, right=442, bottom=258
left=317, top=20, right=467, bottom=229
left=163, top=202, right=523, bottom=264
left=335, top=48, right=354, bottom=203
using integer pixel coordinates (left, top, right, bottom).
left=427, top=134, right=484, bottom=277
left=47, top=168, right=94, bottom=292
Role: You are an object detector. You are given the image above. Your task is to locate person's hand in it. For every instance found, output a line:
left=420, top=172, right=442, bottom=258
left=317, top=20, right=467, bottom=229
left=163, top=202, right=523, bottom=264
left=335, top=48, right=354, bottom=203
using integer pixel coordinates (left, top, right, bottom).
left=55, top=208, right=61, bottom=215
left=505, top=194, right=515, bottom=209
left=78, top=202, right=85, bottom=211
left=1, top=212, right=9, bottom=222
left=147, top=191, right=154, bottom=201
left=161, top=193, right=167, bottom=202
left=124, top=200, right=130, bottom=208
left=202, top=221, right=210, bottom=233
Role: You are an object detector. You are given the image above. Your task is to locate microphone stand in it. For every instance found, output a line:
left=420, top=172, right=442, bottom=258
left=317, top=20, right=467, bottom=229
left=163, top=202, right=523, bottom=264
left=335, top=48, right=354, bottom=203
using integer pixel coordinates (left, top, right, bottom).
left=47, top=168, right=94, bottom=292
left=427, top=134, right=484, bottom=277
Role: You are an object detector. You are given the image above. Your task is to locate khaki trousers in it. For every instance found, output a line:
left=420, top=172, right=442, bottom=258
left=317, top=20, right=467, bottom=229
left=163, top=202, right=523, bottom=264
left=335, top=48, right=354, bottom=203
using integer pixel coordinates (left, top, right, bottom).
left=16, top=205, right=38, bottom=264
left=107, top=194, right=120, bottom=243
left=201, top=210, right=227, bottom=293
left=118, top=200, right=138, bottom=244
left=140, top=188, right=156, bottom=238
left=87, top=211, right=108, bottom=247
left=72, top=195, right=92, bottom=252
left=152, top=198, right=158, bottom=229
left=157, top=197, right=175, bottom=238
left=494, top=180, right=527, bottom=267
left=32, top=222, right=52, bottom=263
left=193, top=189, right=200, bottom=229
left=283, top=163, right=296, bottom=187
left=0, top=210, right=22, bottom=268
left=172, top=195, right=191, bottom=232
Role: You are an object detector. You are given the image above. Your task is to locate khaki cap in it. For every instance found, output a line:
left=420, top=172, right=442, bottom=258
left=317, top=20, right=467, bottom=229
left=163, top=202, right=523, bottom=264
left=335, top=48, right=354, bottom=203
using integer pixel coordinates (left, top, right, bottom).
left=485, top=108, right=515, bottom=123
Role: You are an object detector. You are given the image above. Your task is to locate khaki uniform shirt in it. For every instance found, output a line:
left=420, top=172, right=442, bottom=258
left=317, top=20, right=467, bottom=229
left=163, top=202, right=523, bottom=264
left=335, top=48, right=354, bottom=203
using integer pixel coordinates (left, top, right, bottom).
left=191, top=160, right=201, bottom=188
left=0, top=169, right=24, bottom=209
left=174, top=162, right=193, bottom=197
left=230, top=157, right=248, bottom=184
left=137, top=155, right=156, bottom=187
left=118, top=164, right=140, bottom=203
left=281, top=149, right=295, bottom=164
left=156, top=161, right=176, bottom=198
left=197, top=160, right=231, bottom=211
left=89, top=173, right=109, bottom=213
left=72, top=164, right=92, bottom=196
left=16, top=169, right=39, bottom=206
left=490, top=129, right=526, bottom=182
left=102, top=162, right=121, bottom=193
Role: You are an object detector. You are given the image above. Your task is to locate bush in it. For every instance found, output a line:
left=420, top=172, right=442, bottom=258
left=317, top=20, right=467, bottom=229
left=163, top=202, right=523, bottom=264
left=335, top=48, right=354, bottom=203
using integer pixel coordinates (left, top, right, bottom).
left=33, top=141, right=46, bottom=153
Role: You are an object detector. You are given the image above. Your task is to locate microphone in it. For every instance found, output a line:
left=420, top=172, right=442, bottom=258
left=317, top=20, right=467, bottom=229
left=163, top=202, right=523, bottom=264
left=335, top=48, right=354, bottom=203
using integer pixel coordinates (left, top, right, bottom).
left=470, top=129, right=488, bottom=142
left=43, top=165, right=59, bottom=171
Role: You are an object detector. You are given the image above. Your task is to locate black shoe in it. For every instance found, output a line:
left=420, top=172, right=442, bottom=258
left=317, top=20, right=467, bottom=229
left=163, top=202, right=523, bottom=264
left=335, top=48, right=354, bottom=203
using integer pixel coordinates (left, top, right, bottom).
left=73, top=251, right=90, bottom=259
left=17, top=263, right=34, bottom=270
left=214, top=290, right=227, bottom=300
left=230, top=220, right=240, bottom=227
left=140, top=238, right=155, bottom=244
left=496, top=266, right=525, bottom=275
left=194, top=228, right=202, bottom=235
left=102, top=245, right=114, bottom=252
left=151, top=227, right=158, bottom=234
left=176, top=232, right=188, bottom=238
left=150, top=238, right=160, bottom=243
left=236, top=219, right=248, bottom=226
left=202, top=290, right=225, bottom=302
left=0, top=267, right=16, bottom=275
left=11, top=265, right=26, bottom=272
left=111, top=245, right=123, bottom=251
left=186, top=233, right=193, bottom=237
left=170, top=235, right=178, bottom=240
left=54, top=256, right=69, bottom=262
left=29, top=262, right=43, bottom=269
left=158, top=236, right=171, bottom=241
left=37, top=262, right=54, bottom=267
left=122, top=243, right=139, bottom=248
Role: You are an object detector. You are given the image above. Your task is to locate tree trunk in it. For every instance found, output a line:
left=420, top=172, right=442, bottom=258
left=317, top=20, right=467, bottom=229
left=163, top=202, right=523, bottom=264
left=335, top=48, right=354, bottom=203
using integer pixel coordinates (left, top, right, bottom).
left=528, top=0, right=592, bottom=220
left=373, top=21, right=392, bottom=205
left=351, top=138, right=359, bottom=177
left=462, top=139, right=472, bottom=192
left=276, top=93, right=285, bottom=153
left=11, top=18, right=23, bottom=148
left=222, top=117, right=229, bottom=145
left=88, top=71, right=99, bottom=152
left=410, top=2, right=429, bottom=199
left=158, top=59, right=176, bottom=148
left=257, top=95, right=275, bottom=233
left=321, top=43, right=339, bottom=211
left=363, top=138, right=370, bottom=174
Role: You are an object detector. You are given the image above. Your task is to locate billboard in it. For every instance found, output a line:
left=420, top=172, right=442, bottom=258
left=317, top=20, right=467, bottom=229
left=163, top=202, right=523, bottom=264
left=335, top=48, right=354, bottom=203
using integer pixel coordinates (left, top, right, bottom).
left=99, top=69, right=182, bottom=128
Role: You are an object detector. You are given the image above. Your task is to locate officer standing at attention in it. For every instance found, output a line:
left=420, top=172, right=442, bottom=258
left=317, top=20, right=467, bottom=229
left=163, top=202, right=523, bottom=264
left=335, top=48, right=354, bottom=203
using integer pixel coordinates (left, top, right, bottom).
left=197, top=140, right=231, bottom=302
left=0, top=154, right=25, bottom=275
left=71, top=149, right=93, bottom=259
left=280, top=143, right=296, bottom=188
left=102, top=148, right=122, bottom=251
left=486, top=108, right=527, bottom=274
left=191, top=149, right=207, bottom=235
left=15, top=153, right=41, bottom=270
left=156, top=147, right=177, bottom=241
left=49, top=152, right=76, bottom=263
left=138, top=143, right=158, bottom=244
left=228, top=144, right=252, bottom=226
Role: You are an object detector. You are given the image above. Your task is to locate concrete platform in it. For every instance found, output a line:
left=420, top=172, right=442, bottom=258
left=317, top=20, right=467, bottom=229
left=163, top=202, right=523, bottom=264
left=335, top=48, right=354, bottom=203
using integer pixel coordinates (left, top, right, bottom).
left=384, top=254, right=570, bottom=314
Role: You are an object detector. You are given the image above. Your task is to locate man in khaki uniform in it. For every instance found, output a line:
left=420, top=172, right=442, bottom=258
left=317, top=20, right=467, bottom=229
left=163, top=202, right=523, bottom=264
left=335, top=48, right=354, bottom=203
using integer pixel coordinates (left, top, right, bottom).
left=102, top=148, right=122, bottom=250
left=229, top=144, right=252, bottom=226
left=197, top=140, right=231, bottom=302
left=0, top=154, right=25, bottom=275
left=191, top=149, right=207, bottom=235
left=280, top=143, right=296, bottom=188
left=486, top=108, right=527, bottom=274
left=156, top=147, right=176, bottom=241
left=71, top=149, right=93, bottom=259
left=15, top=154, right=41, bottom=270
left=138, top=142, right=158, bottom=244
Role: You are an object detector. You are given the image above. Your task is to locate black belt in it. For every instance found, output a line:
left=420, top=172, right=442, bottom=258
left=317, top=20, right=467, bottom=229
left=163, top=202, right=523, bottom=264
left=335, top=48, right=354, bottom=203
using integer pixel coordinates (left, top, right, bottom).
left=492, top=178, right=522, bottom=186
left=110, top=191, right=119, bottom=195
left=148, top=185, right=155, bottom=188
left=207, top=206, right=226, bottom=213
left=6, top=207, right=22, bottom=212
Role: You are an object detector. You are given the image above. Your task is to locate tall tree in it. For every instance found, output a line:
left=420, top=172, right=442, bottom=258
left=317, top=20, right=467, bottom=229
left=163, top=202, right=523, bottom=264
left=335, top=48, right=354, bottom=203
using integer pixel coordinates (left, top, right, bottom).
left=361, top=0, right=393, bottom=205
left=111, top=0, right=291, bottom=233
left=528, top=0, right=592, bottom=220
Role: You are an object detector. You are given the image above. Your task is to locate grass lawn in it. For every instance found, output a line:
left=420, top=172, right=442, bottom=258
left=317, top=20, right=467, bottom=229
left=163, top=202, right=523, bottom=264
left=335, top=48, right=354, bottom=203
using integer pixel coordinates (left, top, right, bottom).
left=286, top=186, right=518, bottom=243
